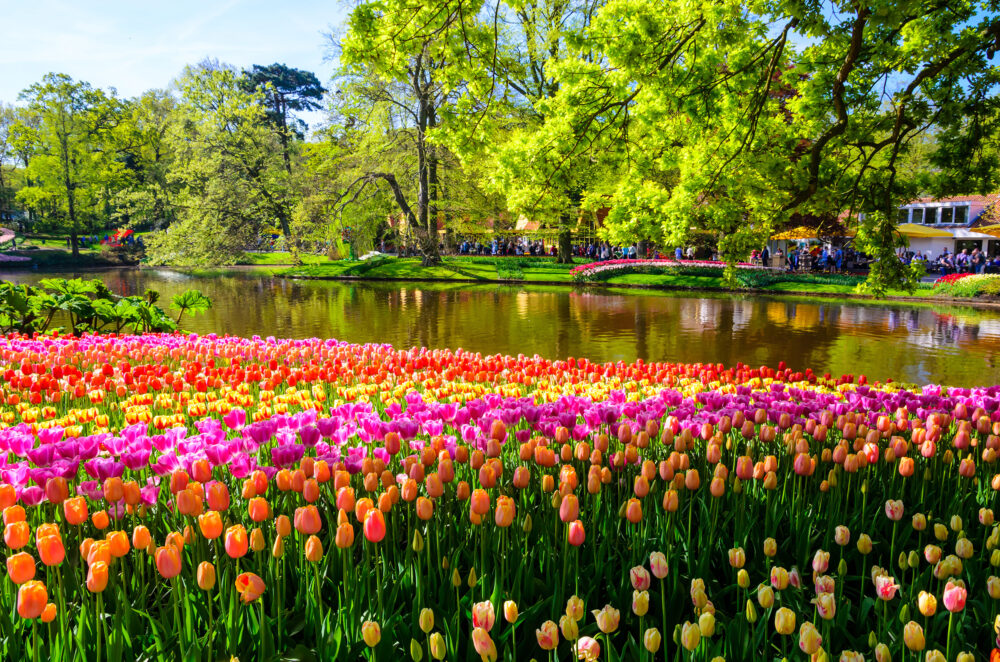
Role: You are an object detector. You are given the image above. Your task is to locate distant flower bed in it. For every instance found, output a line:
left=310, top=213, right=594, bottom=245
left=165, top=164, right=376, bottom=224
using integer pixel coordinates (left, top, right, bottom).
left=934, top=273, right=975, bottom=287
left=932, top=273, right=1000, bottom=298
left=571, top=259, right=759, bottom=280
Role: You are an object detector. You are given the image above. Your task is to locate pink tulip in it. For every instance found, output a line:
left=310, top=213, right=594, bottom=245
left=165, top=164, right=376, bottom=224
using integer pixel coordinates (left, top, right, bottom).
left=472, top=601, right=495, bottom=631
left=874, top=575, right=900, bottom=601
left=884, top=499, right=904, bottom=521
left=943, top=580, right=967, bottom=612
left=630, top=566, right=651, bottom=591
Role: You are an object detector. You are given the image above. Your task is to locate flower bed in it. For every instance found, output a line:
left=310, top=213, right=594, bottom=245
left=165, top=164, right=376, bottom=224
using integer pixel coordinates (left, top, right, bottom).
left=932, top=274, right=1000, bottom=298
left=570, top=258, right=762, bottom=279
left=0, top=333, right=997, bottom=660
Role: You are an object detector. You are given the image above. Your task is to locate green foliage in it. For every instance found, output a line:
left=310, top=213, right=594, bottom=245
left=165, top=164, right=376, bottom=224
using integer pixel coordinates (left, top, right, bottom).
left=170, top=289, right=212, bottom=326
left=12, top=74, right=126, bottom=254
left=932, top=275, right=1000, bottom=298
left=0, top=278, right=187, bottom=335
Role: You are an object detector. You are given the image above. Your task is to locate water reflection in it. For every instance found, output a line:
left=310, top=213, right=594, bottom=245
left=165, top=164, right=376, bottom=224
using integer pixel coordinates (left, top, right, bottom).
left=1, top=268, right=998, bottom=386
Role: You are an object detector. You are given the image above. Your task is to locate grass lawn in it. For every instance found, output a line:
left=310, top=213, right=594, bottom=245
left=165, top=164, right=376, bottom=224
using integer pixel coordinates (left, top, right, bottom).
left=237, top=252, right=331, bottom=266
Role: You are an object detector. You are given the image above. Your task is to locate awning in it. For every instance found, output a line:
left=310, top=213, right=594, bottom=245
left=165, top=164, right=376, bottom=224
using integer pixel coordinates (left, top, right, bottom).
left=957, top=226, right=1000, bottom=239
left=770, top=226, right=819, bottom=240
left=895, top=223, right=953, bottom=238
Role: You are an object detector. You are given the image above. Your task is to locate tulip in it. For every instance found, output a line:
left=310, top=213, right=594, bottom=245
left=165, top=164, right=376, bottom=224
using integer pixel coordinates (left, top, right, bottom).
left=107, top=530, right=130, bottom=557
left=943, top=580, right=967, bottom=612
left=132, top=525, right=151, bottom=550
left=770, top=566, right=789, bottom=590
left=566, top=595, right=584, bottom=621
left=471, top=600, right=495, bottom=632
left=198, top=511, right=223, bottom=539
left=757, top=585, right=774, bottom=608
left=559, top=613, right=579, bottom=640
left=774, top=607, right=795, bottom=635
left=420, top=608, right=435, bottom=633
left=798, top=621, right=822, bottom=654
left=4, top=521, right=29, bottom=550
left=568, top=519, right=585, bottom=546
left=643, top=628, right=661, bottom=653
left=429, top=632, right=446, bottom=660
left=197, top=561, right=216, bottom=590
left=536, top=620, right=559, bottom=650
left=41, top=602, right=56, bottom=624
left=763, top=537, right=777, bottom=556
left=362, top=620, right=381, bottom=647
left=728, top=547, right=746, bottom=568
left=577, top=636, right=601, bottom=661
left=874, top=575, right=900, bottom=600
left=857, top=534, right=873, bottom=555
left=305, top=535, right=323, bottom=562
left=649, top=551, right=668, bottom=578
left=814, top=593, right=836, bottom=620
left=630, top=565, right=651, bottom=590
left=17, top=580, right=47, bottom=619
left=903, top=621, right=925, bottom=651
left=294, top=505, right=322, bottom=535
left=917, top=591, right=937, bottom=616
left=64, top=497, right=88, bottom=526
left=234, top=572, right=266, bottom=603
left=680, top=621, right=701, bottom=650
left=38, top=535, right=65, bottom=567
left=632, top=590, right=649, bottom=616
left=472, top=626, right=497, bottom=660
left=155, top=545, right=182, bottom=579
left=698, top=612, right=715, bottom=637
left=224, top=525, right=248, bottom=558
left=592, top=605, right=620, bottom=633
left=6, top=552, right=35, bottom=584
left=86, top=561, right=109, bottom=593
left=812, top=549, right=830, bottom=574
left=363, top=510, right=386, bottom=543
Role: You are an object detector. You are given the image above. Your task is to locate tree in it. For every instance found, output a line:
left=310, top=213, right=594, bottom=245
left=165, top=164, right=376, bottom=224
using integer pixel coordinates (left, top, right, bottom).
left=113, top=89, right=180, bottom=231
left=0, top=104, right=17, bottom=227
left=12, top=73, right=125, bottom=256
left=334, top=0, right=478, bottom=264
left=242, top=63, right=326, bottom=246
left=144, top=65, right=291, bottom=266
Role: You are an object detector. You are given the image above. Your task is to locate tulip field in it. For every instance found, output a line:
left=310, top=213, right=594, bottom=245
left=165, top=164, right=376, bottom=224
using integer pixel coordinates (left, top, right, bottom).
left=1, top=333, right=999, bottom=661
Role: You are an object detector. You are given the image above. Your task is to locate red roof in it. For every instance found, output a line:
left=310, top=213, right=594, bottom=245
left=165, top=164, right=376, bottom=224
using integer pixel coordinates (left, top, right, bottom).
left=903, top=193, right=1000, bottom=205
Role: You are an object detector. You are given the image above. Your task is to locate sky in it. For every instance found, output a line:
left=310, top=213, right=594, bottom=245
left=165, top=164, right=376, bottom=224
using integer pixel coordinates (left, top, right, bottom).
left=1, top=0, right=346, bottom=125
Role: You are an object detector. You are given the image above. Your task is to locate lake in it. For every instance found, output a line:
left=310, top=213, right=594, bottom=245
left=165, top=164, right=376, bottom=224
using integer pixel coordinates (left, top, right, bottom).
left=2, top=267, right=998, bottom=387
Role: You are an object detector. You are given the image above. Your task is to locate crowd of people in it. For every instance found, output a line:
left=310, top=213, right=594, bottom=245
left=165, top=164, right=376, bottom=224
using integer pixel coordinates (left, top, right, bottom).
left=908, top=247, right=1000, bottom=274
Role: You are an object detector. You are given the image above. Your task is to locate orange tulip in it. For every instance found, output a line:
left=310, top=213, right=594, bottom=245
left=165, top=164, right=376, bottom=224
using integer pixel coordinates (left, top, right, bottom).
left=0, top=484, right=16, bottom=510
left=64, top=497, right=88, bottom=526
left=169, top=471, right=189, bottom=494
left=416, top=497, right=434, bottom=521
left=625, top=498, right=643, bottom=524
left=224, top=525, right=249, bottom=558
left=17, top=580, right=47, bottom=619
left=44, top=477, right=69, bottom=505
left=155, top=545, right=182, bottom=579
left=87, top=540, right=111, bottom=567
left=275, top=514, right=292, bottom=538
left=91, top=510, right=110, bottom=530
left=197, top=561, right=216, bottom=591
left=103, top=477, right=124, bottom=502
left=248, top=497, right=270, bottom=523
left=4, top=520, right=29, bottom=549
left=6, top=552, right=35, bottom=584
left=305, top=535, right=323, bottom=562
left=123, top=480, right=141, bottom=506
left=4, top=505, right=26, bottom=525
left=198, top=511, right=223, bottom=539
left=132, top=525, right=151, bottom=550
left=568, top=520, right=586, bottom=546
left=107, top=531, right=130, bottom=558
left=336, top=487, right=356, bottom=513
left=303, top=479, right=320, bottom=503
left=250, top=528, right=266, bottom=552
left=294, top=505, right=322, bottom=535
left=86, top=561, right=109, bottom=593
left=38, top=535, right=65, bottom=567
left=335, top=523, right=355, bottom=549
left=234, top=572, right=266, bottom=603
left=191, top=459, right=212, bottom=483
left=176, top=489, right=202, bottom=517
left=165, top=531, right=185, bottom=552
left=206, top=482, right=230, bottom=512
left=41, top=602, right=57, bottom=623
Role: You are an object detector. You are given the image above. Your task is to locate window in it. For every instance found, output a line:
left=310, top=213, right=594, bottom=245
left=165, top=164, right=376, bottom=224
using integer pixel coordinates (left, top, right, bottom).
left=940, top=207, right=954, bottom=224
left=911, top=208, right=924, bottom=224
left=898, top=209, right=910, bottom=223
left=925, top=208, right=938, bottom=224
left=954, top=206, right=969, bottom=224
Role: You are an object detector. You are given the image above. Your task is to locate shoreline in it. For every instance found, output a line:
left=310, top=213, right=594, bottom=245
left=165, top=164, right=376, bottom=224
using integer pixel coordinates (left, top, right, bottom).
left=282, top=271, right=1000, bottom=309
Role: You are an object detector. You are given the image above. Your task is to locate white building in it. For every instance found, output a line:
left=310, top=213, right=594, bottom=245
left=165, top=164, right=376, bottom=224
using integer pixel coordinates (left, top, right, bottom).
left=894, top=194, right=999, bottom=258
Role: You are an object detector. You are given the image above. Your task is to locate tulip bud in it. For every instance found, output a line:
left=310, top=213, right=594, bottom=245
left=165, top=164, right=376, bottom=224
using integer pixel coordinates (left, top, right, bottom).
left=504, top=600, right=518, bottom=623
left=410, top=638, right=423, bottom=662
left=522, top=514, right=533, bottom=533
left=680, top=622, right=701, bottom=650
left=272, top=536, right=284, bottom=559
left=467, top=567, right=477, bottom=588
left=197, top=561, right=216, bottom=591
left=857, top=534, right=872, bottom=555
left=412, top=530, right=424, bottom=553
left=643, top=627, right=661, bottom=653
left=361, top=620, right=381, bottom=647
left=746, top=599, right=757, bottom=623
left=737, top=569, right=749, bottom=589
left=837, top=558, right=848, bottom=576
left=451, top=568, right=462, bottom=587
left=698, top=612, right=715, bottom=637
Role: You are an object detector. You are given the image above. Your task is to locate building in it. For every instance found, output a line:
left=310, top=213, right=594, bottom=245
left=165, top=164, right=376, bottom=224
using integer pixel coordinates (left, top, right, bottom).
left=894, top=194, right=1000, bottom=257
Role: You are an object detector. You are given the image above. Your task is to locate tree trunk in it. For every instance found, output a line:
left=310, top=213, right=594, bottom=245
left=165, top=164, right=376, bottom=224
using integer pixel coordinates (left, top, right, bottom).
left=637, top=239, right=648, bottom=259
left=556, top=224, right=572, bottom=264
